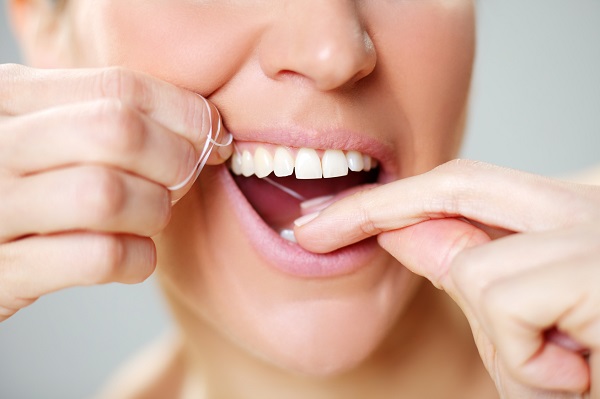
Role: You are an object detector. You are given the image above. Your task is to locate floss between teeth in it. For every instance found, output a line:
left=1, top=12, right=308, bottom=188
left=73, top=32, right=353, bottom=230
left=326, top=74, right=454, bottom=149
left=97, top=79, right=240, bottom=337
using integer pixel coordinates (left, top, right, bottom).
left=232, top=142, right=306, bottom=201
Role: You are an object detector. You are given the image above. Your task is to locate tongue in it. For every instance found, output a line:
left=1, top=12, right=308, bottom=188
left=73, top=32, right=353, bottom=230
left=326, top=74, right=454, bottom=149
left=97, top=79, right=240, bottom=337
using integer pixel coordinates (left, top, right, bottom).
left=233, top=172, right=374, bottom=232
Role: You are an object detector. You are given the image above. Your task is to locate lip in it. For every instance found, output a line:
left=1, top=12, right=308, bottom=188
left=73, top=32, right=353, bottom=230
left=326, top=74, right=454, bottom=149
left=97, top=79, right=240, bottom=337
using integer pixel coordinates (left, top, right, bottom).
left=218, top=166, right=383, bottom=278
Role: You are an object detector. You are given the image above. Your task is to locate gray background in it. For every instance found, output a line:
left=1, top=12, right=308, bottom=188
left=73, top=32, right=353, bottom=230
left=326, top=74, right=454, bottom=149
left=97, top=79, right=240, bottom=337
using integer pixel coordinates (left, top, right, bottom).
left=1, top=1, right=599, bottom=398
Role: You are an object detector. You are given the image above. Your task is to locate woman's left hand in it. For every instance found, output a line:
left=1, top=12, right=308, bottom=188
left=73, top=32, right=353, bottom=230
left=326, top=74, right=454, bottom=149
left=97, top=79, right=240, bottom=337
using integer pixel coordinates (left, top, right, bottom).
left=294, top=160, right=600, bottom=398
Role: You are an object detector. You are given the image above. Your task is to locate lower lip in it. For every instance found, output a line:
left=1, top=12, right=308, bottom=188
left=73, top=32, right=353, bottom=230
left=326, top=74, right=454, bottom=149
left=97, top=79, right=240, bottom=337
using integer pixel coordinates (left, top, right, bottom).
left=217, top=167, right=381, bottom=278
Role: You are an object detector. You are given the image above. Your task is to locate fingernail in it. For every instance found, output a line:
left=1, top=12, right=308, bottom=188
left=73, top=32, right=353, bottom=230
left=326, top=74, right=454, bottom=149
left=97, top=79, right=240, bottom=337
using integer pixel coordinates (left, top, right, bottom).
left=294, top=212, right=320, bottom=227
left=300, top=195, right=334, bottom=211
left=217, top=141, right=233, bottom=161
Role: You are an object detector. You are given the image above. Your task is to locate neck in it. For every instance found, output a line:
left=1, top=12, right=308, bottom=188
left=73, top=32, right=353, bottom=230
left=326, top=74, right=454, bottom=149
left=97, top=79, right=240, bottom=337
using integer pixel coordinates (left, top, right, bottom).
left=169, top=283, right=494, bottom=399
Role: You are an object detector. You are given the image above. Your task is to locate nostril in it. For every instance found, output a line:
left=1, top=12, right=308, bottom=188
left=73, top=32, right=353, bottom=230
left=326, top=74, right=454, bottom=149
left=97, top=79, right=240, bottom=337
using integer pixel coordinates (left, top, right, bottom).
left=276, top=70, right=311, bottom=84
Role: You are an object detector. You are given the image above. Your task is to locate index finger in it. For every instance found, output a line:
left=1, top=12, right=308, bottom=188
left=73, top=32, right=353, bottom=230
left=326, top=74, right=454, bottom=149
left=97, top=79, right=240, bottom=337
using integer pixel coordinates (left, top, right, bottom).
left=0, top=64, right=232, bottom=159
left=294, top=160, right=600, bottom=253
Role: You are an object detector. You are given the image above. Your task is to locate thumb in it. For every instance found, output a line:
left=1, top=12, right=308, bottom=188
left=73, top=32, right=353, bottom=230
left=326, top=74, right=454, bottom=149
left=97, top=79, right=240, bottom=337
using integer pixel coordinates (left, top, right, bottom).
left=377, top=218, right=490, bottom=290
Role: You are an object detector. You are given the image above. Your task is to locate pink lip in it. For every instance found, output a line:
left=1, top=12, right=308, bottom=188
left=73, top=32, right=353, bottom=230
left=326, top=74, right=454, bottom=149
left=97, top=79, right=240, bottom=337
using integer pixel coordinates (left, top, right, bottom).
left=217, top=166, right=384, bottom=278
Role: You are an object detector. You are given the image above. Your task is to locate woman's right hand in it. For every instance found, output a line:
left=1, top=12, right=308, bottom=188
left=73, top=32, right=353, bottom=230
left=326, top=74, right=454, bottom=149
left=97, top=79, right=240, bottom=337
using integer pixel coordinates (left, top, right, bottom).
left=0, top=64, right=232, bottom=322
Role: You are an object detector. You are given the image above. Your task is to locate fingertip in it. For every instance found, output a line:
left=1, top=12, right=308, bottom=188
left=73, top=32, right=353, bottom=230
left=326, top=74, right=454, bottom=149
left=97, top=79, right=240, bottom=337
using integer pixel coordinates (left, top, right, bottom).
left=377, top=219, right=490, bottom=288
left=517, top=343, right=590, bottom=394
left=118, top=235, right=157, bottom=284
left=293, top=212, right=343, bottom=254
left=206, top=132, right=233, bottom=165
left=197, top=95, right=232, bottom=165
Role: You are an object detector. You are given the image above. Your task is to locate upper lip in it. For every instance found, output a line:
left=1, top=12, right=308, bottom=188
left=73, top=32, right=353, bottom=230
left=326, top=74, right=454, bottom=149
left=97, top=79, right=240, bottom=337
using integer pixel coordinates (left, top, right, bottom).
left=227, top=125, right=399, bottom=179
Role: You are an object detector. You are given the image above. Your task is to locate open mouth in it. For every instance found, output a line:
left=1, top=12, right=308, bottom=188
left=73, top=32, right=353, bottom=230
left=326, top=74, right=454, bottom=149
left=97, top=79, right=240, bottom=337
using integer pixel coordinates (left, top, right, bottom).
left=229, top=143, right=380, bottom=242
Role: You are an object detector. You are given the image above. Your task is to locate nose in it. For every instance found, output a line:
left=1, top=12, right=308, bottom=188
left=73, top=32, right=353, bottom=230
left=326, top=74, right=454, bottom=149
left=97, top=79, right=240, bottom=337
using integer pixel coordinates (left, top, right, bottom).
left=259, top=0, right=377, bottom=91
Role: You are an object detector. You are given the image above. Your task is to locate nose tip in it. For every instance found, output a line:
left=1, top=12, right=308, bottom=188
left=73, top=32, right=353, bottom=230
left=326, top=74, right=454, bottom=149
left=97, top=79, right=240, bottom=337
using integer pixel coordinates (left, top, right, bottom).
left=260, top=2, right=377, bottom=91
left=306, top=31, right=377, bottom=91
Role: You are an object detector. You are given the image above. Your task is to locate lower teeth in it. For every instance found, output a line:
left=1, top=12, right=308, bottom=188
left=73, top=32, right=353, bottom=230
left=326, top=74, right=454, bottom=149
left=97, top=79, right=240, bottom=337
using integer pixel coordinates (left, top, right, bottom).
left=279, top=229, right=297, bottom=243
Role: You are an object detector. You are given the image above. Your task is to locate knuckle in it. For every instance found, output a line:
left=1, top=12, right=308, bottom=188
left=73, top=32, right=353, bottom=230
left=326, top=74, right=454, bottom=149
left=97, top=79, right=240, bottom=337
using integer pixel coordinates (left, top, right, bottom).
left=480, top=282, right=509, bottom=321
left=93, top=100, right=146, bottom=155
left=83, top=235, right=126, bottom=284
left=449, top=247, right=487, bottom=294
left=72, top=166, right=126, bottom=224
left=0, top=64, right=30, bottom=114
left=354, top=190, right=381, bottom=237
left=98, top=67, right=145, bottom=105
left=425, top=160, right=474, bottom=216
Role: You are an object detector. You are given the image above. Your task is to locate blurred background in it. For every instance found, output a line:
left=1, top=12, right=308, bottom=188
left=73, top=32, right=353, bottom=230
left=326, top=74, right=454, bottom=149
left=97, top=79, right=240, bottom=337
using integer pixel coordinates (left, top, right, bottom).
left=1, top=0, right=599, bottom=398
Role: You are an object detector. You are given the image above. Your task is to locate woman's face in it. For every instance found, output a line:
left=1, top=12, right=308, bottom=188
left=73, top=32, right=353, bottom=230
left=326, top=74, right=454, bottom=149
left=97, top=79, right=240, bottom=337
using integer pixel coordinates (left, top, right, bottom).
left=63, top=0, right=475, bottom=375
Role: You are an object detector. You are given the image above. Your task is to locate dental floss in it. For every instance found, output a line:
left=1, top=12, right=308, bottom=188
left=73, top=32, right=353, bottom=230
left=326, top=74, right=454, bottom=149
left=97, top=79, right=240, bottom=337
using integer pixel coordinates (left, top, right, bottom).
left=231, top=141, right=306, bottom=202
left=232, top=140, right=242, bottom=157
left=262, top=177, right=306, bottom=202
left=168, top=96, right=232, bottom=198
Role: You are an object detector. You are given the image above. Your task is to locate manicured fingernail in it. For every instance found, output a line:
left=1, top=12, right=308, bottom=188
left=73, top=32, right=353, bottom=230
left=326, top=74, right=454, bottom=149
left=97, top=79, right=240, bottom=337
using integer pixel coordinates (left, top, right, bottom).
left=300, top=195, right=334, bottom=210
left=294, top=212, right=320, bottom=227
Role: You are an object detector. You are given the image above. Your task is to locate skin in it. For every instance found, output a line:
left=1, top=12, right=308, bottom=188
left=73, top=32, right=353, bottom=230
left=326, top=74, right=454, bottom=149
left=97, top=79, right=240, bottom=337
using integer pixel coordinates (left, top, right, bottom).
left=2, top=0, right=599, bottom=398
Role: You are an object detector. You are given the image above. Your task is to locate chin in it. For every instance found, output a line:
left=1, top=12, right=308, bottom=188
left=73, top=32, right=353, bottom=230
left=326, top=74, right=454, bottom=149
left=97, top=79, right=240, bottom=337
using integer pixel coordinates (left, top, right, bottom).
left=244, top=290, right=414, bottom=377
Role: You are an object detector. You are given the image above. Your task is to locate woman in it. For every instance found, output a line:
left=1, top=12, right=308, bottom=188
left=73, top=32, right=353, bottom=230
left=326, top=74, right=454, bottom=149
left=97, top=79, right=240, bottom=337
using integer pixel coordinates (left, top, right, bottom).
left=2, top=0, right=599, bottom=397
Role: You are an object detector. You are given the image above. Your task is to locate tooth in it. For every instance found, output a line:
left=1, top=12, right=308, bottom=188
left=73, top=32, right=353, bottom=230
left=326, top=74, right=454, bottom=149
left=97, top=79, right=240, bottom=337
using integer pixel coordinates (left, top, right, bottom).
left=295, top=148, right=322, bottom=179
left=254, top=147, right=274, bottom=178
left=346, top=151, right=364, bottom=172
left=362, top=154, right=372, bottom=172
left=230, top=151, right=243, bottom=175
left=322, top=150, right=348, bottom=178
left=371, top=158, right=378, bottom=169
left=273, top=147, right=294, bottom=177
left=279, top=229, right=297, bottom=243
left=241, top=150, right=255, bottom=177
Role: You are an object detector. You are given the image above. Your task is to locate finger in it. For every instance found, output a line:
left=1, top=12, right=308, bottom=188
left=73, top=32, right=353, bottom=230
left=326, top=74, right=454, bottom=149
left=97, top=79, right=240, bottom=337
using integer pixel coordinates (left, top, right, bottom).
left=591, top=354, right=599, bottom=399
left=379, top=219, right=598, bottom=395
left=0, top=165, right=171, bottom=242
left=377, top=218, right=490, bottom=291
left=0, top=64, right=232, bottom=163
left=493, top=359, right=586, bottom=399
left=0, top=100, right=198, bottom=187
left=0, top=232, right=155, bottom=321
left=481, top=259, right=599, bottom=393
left=377, top=219, right=492, bottom=349
left=294, top=160, right=600, bottom=253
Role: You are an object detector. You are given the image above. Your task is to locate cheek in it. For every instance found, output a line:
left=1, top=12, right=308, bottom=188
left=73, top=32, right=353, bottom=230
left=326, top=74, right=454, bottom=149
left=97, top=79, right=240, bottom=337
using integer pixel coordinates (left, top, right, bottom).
left=367, top=1, right=475, bottom=171
left=77, top=0, right=266, bottom=94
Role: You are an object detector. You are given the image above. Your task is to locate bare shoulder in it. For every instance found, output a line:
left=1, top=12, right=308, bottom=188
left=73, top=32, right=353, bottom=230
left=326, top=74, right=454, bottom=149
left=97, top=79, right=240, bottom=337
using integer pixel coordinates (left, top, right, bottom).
left=94, top=332, right=184, bottom=399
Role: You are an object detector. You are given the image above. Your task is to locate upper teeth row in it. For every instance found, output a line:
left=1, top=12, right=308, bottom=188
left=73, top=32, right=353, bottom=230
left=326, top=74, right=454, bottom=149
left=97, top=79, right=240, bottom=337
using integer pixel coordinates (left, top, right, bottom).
left=230, top=147, right=377, bottom=179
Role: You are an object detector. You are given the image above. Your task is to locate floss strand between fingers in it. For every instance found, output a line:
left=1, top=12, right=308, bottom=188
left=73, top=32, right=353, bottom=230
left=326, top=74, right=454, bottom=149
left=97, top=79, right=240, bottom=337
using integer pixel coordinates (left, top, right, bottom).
left=169, top=96, right=232, bottom=202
